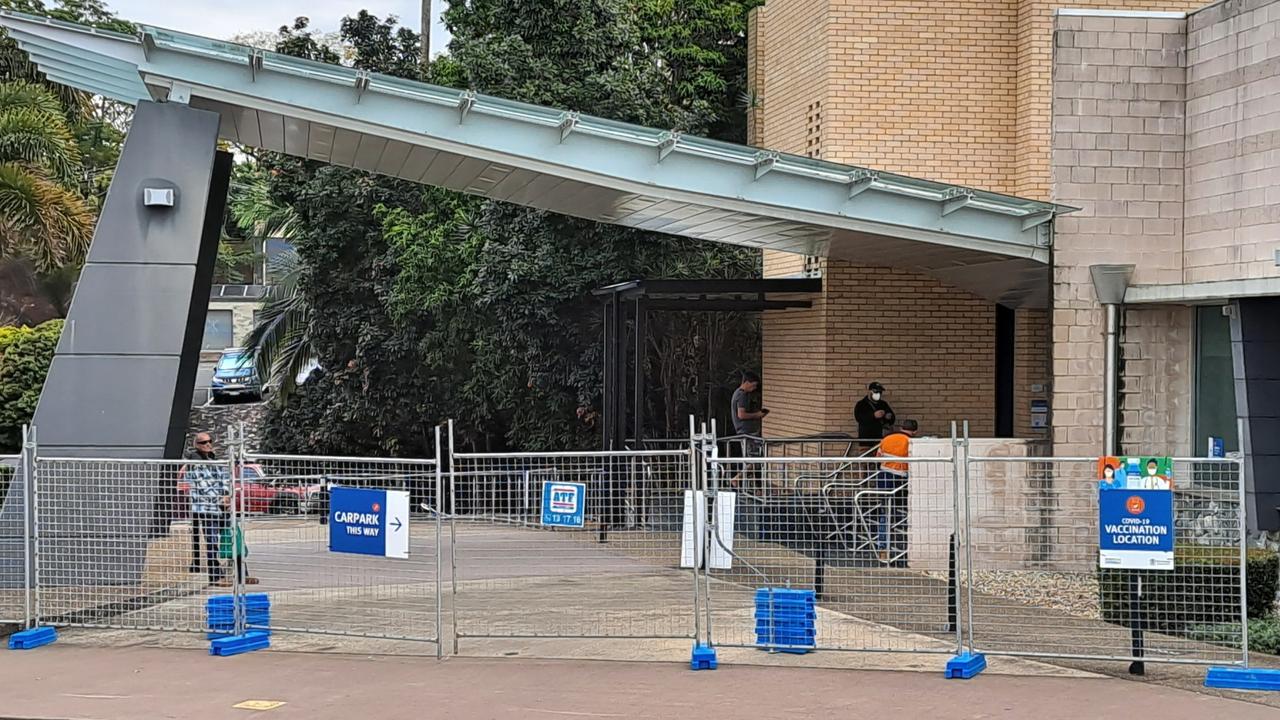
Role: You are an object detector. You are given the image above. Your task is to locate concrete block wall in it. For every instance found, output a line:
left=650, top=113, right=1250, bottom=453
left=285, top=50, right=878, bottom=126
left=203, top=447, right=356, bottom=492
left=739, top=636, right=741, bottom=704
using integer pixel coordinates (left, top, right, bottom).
left=1016, top=1, right=1210, bottom=199
left=1051, top=13, right=1192, bottom=457
left=1184, top=0, right=1280, bottom=283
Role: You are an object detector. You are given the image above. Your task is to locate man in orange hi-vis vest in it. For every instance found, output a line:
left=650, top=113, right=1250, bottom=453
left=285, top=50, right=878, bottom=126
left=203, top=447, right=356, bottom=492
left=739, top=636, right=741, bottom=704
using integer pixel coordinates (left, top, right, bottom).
left=874, top=420, right=917, bottom=567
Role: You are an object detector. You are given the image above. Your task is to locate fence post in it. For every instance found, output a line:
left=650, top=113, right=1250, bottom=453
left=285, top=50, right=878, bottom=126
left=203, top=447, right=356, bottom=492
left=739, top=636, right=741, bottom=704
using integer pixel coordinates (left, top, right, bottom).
left=688, top=415, right=701, bottom=649
left=20, top=424, right=34, bottom=630
left=435, top=423, right=443, bottom=660
left=229, top=423, right=245, bottom=638
left=448, top=419, right=459, bottom=656
left=944, top=420, right=987, bottom=678
left=1237, top=444, right=1250, bottom=668
left=961, top=420, right=974, bottom=653
left=948, top=421, right=960, bottom=648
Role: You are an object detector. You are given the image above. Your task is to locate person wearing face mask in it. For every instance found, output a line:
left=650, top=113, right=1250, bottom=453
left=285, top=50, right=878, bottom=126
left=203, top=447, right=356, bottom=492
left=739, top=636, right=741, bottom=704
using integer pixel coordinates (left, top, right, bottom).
left=1141, top=459, right=1171, bottom=490
left=854, top=382, right=895, bottom=447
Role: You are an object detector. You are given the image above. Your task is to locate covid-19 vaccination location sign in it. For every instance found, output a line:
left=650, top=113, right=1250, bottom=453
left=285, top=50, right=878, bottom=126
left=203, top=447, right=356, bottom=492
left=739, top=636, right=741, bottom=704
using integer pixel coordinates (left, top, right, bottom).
left=541, top=481, right=586, bottom=528
left=329, top=486, right=410, bottom=559
left=1097, top=456, right=1174, bottom=571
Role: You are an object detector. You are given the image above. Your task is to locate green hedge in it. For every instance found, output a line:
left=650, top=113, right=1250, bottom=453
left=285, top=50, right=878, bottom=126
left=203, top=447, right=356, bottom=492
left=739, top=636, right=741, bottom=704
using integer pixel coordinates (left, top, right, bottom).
left=0, top=319, right=61, bottom=454
left=1190, top=618, right=1280, bottom=656
left=1101, top=547, right=1279, bottom=634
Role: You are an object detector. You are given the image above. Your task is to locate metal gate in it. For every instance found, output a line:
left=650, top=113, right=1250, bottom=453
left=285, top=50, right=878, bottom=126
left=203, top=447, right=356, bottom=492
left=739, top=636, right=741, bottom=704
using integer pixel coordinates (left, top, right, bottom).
left=237, top=427, right=444, bottom=652
left=698, top=427, right=964, bottom=657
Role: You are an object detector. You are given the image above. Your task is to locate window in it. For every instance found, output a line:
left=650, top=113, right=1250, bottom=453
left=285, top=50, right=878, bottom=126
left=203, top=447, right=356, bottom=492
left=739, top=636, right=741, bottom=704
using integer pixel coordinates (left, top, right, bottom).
left=202, top=310, right=234, bottom=351
left=1194, top=306, right=1238, bottom=454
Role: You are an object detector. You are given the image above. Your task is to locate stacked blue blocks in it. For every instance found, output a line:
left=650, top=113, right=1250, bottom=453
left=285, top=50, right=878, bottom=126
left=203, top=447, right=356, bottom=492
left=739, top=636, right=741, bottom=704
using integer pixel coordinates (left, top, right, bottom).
left=754, top=588, right=816, bottom=654
left=206, top=593, right=271, bottom=656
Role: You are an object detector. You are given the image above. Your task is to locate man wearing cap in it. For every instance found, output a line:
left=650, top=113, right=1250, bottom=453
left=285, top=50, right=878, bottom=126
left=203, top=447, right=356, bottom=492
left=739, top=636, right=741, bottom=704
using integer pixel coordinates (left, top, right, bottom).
left=854, top=381, right=895, bottom=446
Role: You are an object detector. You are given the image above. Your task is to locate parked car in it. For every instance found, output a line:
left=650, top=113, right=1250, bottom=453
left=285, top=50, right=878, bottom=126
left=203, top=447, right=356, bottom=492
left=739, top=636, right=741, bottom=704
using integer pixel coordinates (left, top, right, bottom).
left=177, top=463, right=323, bottom=516
left=210, top=348, right=262, bottom=403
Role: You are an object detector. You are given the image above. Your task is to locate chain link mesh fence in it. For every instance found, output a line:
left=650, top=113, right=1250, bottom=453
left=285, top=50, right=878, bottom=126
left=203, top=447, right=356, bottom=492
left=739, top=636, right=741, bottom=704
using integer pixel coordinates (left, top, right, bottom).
left=449, top=449, right=697, bottom=645
left=33, top=457, right=227, bottom=633
left=703, top=450, right=961, bottom=655
left=238, top=450, right=442, bottom=645
left=0, top=453, right=28, bottom=626
left=962, top=456, right=1247, bottom=666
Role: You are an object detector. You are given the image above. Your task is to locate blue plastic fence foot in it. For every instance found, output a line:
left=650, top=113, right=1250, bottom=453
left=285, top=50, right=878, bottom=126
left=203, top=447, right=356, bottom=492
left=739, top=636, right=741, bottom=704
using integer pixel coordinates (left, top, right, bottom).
left=1205, top=667, right=1280, bottom=691
left=7, top=626, right=57, bottom=650
left=690, top=643, right=718, bottom=670
left=208, top=631, right=270, bottom=657
left=945, top=652, right=987, bottom=679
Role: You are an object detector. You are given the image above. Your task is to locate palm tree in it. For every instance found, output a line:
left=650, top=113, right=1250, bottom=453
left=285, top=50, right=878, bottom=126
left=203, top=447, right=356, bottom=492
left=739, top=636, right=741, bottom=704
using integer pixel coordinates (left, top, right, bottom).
left=229, top=171, right=312, bottom=405
left=0, top=80, right=93, bottom=270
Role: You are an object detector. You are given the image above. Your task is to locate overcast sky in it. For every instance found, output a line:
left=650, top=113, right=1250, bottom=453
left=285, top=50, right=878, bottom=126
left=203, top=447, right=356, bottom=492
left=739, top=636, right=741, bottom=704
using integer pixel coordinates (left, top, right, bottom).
left=110, top=0, right=449, bottom=53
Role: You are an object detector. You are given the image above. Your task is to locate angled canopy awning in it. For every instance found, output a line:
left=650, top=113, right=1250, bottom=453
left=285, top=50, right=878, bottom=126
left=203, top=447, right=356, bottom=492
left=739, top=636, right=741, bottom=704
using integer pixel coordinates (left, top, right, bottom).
left=0, top=11, right=1074, bottom=308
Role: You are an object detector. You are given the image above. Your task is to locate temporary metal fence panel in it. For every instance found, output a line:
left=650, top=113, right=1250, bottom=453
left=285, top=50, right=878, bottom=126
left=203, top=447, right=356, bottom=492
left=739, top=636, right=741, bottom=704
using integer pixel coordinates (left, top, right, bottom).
left=0, top=449, right=28, bottom=627
left=449, top=446, right=697, bottom=647
left=238, top=446, right=442, bottom=647
left=962, top=455, right=1247, bottom=666
left=703, top=449, right=962, bottom=656
left=32, top=456, right=231, bottom=633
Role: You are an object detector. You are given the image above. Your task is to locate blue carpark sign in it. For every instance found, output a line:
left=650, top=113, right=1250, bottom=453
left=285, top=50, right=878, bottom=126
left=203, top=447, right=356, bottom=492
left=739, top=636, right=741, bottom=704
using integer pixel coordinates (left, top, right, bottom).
left=541, top=481, right=586, bottom=528
left=329, top=486, right=410, bottom=559
left=1098, top=489, right=1174, bottom=571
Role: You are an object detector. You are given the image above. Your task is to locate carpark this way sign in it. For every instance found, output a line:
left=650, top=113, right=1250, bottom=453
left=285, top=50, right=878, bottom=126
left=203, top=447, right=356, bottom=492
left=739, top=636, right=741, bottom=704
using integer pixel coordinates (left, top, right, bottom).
left=329, top=487, right=410, bottom=559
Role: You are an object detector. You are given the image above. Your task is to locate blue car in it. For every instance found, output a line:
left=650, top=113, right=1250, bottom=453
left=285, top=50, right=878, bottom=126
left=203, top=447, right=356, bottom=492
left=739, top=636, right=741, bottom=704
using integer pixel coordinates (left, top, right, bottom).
left=210, top=348, right=262, bottom=403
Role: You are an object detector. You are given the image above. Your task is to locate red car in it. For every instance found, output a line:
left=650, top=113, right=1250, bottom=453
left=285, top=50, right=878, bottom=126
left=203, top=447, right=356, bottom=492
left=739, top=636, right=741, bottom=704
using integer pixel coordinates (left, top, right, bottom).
left=176, top=464, right=319, bottom=516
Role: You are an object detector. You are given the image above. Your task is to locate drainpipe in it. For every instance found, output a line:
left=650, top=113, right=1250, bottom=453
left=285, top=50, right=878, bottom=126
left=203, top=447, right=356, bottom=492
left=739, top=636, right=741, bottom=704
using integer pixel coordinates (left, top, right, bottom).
left=1089, top=265, right=1134, bottom=456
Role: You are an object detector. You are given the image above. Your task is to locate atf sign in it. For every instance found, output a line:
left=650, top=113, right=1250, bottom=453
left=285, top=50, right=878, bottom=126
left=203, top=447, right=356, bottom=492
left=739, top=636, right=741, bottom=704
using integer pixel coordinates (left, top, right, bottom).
left=1099, top=489, right=1174, bottom=571
left=541, top=481, right=586, bottom=528
left=329, top=486, right=410, bottom=559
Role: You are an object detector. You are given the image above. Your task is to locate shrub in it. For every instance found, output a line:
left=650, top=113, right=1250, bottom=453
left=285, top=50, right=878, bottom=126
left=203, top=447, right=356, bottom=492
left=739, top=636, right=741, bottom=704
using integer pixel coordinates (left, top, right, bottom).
left=1188, top=618, right=1280, bottom=656
left=1100, top=546, right=1279, bottom=634
left=1251, top=617, right=1280, bottom=655
left=0, top=319, right=62, bottom=453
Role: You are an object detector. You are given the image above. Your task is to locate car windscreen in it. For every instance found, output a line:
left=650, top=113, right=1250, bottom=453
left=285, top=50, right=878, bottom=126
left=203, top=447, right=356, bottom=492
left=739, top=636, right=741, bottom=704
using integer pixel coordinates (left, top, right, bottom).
left=217, top=354, right=250, bottom=370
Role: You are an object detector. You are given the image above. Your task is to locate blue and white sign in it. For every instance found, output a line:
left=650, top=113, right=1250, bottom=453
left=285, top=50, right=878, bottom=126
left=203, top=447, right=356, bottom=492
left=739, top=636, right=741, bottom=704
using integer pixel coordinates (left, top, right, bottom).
left=541, top=481, right=586, bottom=528
left=329, top=487, right=410, bottom=559
left=1208, top=436, right=1225, bottom=458
left=1099, top=489, right=1174, bottom=571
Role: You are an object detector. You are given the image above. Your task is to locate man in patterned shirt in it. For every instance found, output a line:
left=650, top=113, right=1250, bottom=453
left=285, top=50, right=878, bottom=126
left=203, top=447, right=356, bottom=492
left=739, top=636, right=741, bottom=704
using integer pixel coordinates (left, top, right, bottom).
left=181, top=432, right=230, bottom=585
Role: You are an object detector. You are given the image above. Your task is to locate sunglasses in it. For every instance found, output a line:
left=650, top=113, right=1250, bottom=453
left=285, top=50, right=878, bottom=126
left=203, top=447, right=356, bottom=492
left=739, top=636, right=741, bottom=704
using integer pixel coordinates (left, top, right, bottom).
left=195, top=439, right=212, bottom=445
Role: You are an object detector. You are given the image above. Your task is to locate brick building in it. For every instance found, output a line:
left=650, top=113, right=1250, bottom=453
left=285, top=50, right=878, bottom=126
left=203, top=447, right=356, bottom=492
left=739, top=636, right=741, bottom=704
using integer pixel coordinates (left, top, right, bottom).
left=748, top=0, right=1280, bottom=528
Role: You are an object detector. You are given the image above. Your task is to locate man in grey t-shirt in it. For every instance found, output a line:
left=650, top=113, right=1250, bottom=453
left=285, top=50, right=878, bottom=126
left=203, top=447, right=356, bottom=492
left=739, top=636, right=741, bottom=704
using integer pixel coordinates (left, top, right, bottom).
left=731, top=370, right=768, bottom=436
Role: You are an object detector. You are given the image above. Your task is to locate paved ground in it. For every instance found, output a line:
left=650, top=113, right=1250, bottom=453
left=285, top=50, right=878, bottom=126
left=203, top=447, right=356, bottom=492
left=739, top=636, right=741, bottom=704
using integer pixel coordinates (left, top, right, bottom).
left=10, top=518, right=1280, bottom=712
left=1, top=644, right=1277, bottom=720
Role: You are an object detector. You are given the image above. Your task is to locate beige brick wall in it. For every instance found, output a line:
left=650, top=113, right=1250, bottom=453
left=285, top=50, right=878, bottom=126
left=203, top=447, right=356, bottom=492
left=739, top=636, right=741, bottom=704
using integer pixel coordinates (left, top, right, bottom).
left=751, top=0, right=1054, bottom=440
left=1014, top=308, right=1051, bottom=439
left=823, top=0, right=1019, bottom=191
left=1184, top=0, right=1280, bottom=283
left=749, top=0, right=831, bottom=157
left=1051, top=14, right=1192, bottom=457
left=821, top=263, right=997, bottom=438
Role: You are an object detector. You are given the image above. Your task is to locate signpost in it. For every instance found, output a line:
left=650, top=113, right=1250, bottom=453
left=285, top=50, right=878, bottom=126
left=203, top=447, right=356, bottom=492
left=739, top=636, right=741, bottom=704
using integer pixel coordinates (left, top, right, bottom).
left=328, top=486, right=410, bottom=559
left=541, top=481, right=586, bottom=528
left=1097, top=455, right=1174, bottom=676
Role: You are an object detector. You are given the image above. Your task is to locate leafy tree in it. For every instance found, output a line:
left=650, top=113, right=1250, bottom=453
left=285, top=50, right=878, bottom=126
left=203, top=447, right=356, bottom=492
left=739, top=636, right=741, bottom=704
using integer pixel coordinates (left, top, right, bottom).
left=253, top=3, right=761, bottom=455
left=0, top=0, right=132, bottom=323
left=0, top=318, right=60, bottom=452
left=0, top=80, right=93, bottom=270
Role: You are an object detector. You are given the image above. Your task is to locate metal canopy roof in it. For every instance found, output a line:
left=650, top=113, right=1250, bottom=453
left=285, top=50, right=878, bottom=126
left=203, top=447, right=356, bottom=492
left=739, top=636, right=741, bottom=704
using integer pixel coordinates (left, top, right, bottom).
left=0, top=11, right=1073, bottom=308
left=593, top=277, right=821, bottom=311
